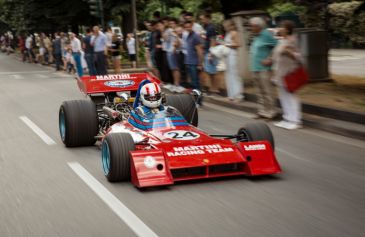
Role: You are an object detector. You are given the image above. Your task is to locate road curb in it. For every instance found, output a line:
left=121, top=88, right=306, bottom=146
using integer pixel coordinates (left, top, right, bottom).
left=244, top=92, right=365, bottom=125
left=204, top=96, right=365, bottom=140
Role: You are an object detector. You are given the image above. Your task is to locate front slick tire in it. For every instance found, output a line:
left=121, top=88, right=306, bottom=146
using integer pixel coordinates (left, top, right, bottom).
left=102, top=133, right=135, bottom=182
left=238, top=121, right=275, bottom=150
left=59, top=100, right=98, bottom=147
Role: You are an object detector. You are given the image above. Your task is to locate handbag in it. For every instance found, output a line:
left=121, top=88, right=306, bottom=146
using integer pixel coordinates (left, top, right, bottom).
left=284, top=65, right=309, bottom=93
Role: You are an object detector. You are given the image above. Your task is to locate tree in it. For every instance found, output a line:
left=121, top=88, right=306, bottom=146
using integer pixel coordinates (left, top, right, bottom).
left=0, top=0, right=26, bottom=32
left=328, top=1, right=365, bottom=47
left=0, top=0, right=287, bottom=34
left=267, top=2, right=306, bottom=18
left=0, top=0, right=95, bottom=33
left=219, top=0, right=274, bottom=17
left=292, top=0, right=352, bottom=29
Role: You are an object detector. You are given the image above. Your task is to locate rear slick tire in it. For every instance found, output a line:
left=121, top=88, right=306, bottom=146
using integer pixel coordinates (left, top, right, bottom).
left=102, top=133, right=135, bottom=182
left=59, top=100, right=98, bottom=147
left=166, top=94, right=198, bottom=126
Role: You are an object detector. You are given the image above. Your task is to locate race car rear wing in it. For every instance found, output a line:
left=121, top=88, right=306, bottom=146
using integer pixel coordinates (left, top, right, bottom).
left=77, top=69, right=160, bottom=95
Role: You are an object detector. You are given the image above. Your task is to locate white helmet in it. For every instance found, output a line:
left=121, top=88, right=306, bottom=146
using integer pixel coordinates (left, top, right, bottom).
left=140, top=82, right=162, bottom=108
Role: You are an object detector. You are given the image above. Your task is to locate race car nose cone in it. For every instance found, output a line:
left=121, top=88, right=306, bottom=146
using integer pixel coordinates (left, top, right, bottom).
left=144, top=156, right=157, bottom=169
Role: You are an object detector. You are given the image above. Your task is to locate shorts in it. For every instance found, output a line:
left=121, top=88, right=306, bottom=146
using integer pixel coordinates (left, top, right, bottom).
left=112, top=55, right=121, bottom=60
left=204, top=53, right=217, bottom=74
left=39, top=47, right=46, bottom=56
left=167, top=52, right=178, bottom=70
left=129, top=54, right=136, bottom=61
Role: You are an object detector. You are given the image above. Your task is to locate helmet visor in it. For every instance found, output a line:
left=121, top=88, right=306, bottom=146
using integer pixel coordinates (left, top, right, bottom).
left=144, top=93, right=161, bottom=102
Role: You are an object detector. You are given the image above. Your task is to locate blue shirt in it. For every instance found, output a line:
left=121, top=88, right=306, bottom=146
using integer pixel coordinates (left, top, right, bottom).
left=184, top=32, right=201, bottom=65
left=83, top=35, right=94, bottom=54
left=146, top=31, right=153, bottom=51
left=203, top=23, right=216, bottom=53
left=250, top=29, right=277, bottom=72
left=52, top=38, right=62, bottom=54
left=91, top=32, right=107, bottom=53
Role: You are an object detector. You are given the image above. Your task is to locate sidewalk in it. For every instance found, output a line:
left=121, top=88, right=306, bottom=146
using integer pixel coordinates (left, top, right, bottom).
left=329, top=49, right=365, bottom=77
left=330, top=49, right=365, bottom=58
left=242, top=74, right=365, bottom=114
left=203, top=93, right=365, bottom=140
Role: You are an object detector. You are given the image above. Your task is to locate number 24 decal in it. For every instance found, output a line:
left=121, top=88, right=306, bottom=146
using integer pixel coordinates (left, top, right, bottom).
left=164, top=130, right=200, bottom=140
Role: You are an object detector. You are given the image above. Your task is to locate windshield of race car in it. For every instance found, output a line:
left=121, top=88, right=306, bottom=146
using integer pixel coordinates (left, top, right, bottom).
left=128, top=107, right=189, bottom=130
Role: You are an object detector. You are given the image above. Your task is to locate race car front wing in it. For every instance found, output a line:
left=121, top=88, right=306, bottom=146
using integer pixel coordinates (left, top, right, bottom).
left=129, top=141, right=281, bottom=188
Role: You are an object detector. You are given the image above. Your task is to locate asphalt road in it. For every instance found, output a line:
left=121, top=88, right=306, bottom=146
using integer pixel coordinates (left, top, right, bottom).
left=0, top=54, right=364, bottom=237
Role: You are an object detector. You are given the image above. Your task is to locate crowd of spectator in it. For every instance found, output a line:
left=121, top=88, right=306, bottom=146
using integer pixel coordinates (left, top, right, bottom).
left=142, top=11, right=303, bottom=128
left=0, top=32, right=16, bottom=55
left=143, top=11, right=239, bottom=98
left=3, top=26, right=135, bottom=77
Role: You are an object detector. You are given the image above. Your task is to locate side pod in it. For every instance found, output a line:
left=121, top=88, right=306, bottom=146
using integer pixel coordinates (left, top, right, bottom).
left=130, top=150, right=174, bottom=188
left=236, top=141, right=282, bottom=176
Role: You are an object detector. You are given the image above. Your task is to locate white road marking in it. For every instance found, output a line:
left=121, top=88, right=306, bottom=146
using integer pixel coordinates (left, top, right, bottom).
left=36, top=74, right=48, bottom=79
left=68, top=162, right=158, bottom=237
left=19, top=116, right=56, bottom=145
left=12, top=74, right=24, bottom=79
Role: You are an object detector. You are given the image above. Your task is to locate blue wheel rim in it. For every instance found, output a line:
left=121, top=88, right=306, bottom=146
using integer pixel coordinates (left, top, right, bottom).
left=59, top=109, right=66, bottom=141
left=102, top=141, right=111, bottom=175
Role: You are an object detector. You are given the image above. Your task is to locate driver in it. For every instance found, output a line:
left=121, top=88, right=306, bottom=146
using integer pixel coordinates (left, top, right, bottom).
left=129, top=82, right=186, bottom=130
left=135, top=82, right=164, bottom=117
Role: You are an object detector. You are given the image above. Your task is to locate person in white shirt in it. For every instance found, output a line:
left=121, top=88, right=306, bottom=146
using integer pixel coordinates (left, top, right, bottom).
left=165, top=18, right=185, bottom=93
left=91, top=26, right=108, bottom=75
left=126, top=33, right=136, bottom=68
left=70, top=33, right=83, bottom=77
left=105, top=27, right=113, bottom=48
left=209, top=36, right=229, bottom=95
left=184, top=12, right=204, bottom=34
left=25, top=35, right=35, bottom=63
left=181, top=12, right=204, bottom=56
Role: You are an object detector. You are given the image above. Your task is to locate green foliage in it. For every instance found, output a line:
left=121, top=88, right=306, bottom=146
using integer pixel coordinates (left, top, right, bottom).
left=211, top=12, right=224, bottom=25
left=267, top=2, right=306, bottom=17
left=328, top=1, right=365, bottom=46
left=136, top=0, right=221, bottom=19
left=291, top=0, right=351, bottom=28
left=1, top=0, right=94, bottom=33
left=168, top=7, right=184, bottom=18
left=328, top=1, right=363, bottom=17
left=0, top=0, right=26, bottom=32
left=180, top=0, right=204, bottom=13
left=138, top=0, right=163, bottom=20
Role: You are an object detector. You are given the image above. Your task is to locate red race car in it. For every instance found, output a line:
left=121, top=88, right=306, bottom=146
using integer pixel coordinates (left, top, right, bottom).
left=59, top=71, right=281, bottom=188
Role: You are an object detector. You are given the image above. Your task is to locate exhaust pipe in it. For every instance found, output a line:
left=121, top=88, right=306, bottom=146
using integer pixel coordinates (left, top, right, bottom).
left=102, top=106, right=121, bottom=120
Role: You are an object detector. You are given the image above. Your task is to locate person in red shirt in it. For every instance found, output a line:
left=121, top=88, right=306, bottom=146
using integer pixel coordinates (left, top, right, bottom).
left=18, top=35, right=26, bottom=62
